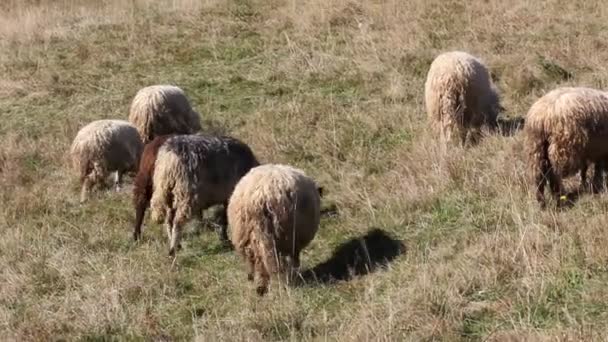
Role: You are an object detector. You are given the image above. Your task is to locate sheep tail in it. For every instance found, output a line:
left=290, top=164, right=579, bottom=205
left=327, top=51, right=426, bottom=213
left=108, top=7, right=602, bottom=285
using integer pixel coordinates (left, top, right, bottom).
left=439, top=87, right=466, bottom=144
left=529, top=136, right=558, bottom=207
left=256, top=204, right=281, bottom=276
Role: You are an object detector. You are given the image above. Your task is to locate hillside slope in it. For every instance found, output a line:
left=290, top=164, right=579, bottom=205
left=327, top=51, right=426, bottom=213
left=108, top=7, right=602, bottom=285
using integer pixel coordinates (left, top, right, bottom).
left=2, top=0, right=608, bottom=340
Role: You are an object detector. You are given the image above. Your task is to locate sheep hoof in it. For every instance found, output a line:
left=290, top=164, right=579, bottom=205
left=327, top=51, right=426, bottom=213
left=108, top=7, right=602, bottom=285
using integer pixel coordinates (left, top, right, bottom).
left=247, top=273, right=254, bottom=282
left=168, top=248, right=176, bottom=257
left=255, top=285, right=268, bottom=296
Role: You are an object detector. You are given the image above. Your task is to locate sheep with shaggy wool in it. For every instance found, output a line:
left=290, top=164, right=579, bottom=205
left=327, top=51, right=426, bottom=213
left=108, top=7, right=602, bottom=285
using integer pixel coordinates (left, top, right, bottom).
left=149, top=134, right=259, bottom=256
left=424, top=51, right=501, bottom=145
left=228, top=164, right=321, bottom=296
left=128, top=85, right=201, bottom=143
left=132, top=134, right=174, bottom=241
left=70, top=119, right=143, bottom=203
left=525, top=87, right=608, bottom=207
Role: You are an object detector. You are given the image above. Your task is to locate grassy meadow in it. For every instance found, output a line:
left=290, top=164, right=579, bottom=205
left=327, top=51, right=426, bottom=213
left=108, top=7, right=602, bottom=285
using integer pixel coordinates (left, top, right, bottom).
left=3, top=0, right=608, bottom=340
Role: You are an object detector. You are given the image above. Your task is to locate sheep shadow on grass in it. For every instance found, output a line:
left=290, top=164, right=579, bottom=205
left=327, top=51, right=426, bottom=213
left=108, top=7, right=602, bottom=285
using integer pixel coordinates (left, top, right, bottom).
left=299, top=228, right=405, bottom=285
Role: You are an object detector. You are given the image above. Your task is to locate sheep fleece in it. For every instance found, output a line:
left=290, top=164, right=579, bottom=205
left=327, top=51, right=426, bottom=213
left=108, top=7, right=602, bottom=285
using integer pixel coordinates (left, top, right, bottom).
left=424, top=51, right=500, bottom=143
left=525, top=87, right=608, bottom=183
left=149, top=134, right=259, bottom=225
left=70, top=119, right=143, bottom=183
left=128, top=85, right=201, bottom=143
left=228, top=164, right=321, bottom=289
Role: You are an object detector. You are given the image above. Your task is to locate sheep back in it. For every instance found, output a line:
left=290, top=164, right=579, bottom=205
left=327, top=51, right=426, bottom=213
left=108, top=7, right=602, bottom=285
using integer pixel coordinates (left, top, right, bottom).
left=70, top=119, right=143, bottom=183
left=424, top=51, right=500, bottom=143
left=149, top=134, right=259, bottom=225
left=128, top=85, right=202, bottom=143
left=525, top=87, right=608, bottom=178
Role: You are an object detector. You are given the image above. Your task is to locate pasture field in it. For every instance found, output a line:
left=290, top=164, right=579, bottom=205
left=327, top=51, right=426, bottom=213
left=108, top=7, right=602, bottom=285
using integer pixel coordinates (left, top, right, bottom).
left=2, top=0, right=608, bottom=340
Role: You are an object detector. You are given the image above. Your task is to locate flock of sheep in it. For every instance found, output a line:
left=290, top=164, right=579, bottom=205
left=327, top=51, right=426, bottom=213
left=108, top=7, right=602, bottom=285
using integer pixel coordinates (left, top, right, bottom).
left=425, top=51, right=608, bottom=208
left=68, top=50, right=608, bottom=295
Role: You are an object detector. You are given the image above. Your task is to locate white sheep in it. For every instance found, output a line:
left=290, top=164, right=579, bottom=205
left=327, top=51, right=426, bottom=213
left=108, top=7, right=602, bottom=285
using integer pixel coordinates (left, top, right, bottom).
left=424, top=51, right=501, bottom=145
left=228, top=164, right=321, bottom=296
left=128, top=85, right=201, bottom=143
left=70, top=119, right=143, bottom=203
left=525, top=87, right=608, bottom=207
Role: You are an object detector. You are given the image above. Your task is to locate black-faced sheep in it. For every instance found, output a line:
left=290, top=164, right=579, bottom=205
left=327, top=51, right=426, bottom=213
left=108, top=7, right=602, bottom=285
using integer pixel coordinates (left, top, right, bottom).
left=424, top=51, right=502, bottom=146
left=149, top=134, right=259, bottom=256
left=128, top=85, right=201, bottom=143
left=228, top=164, right=321, bottom=296
left=132, top=134, right=174, bottom=241
left=525, top=87, right=608, bottom=207
left=70, top=119, right=143, bottom=203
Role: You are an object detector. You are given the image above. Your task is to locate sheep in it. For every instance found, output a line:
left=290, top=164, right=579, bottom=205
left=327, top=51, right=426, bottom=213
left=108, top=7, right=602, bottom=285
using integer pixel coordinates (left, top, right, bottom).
left=70, top=119, right=143, bottom=203
left=424, top=51, right=502, bottom=146
left=132, top=134, right=174, bottom=242
left=525, top=87, right=608, bottom=207
left=228, top=164, right=321, bottom=296
left=149, top=134, right=259, bottom=256
left=128, top=85, right=201, bottom=143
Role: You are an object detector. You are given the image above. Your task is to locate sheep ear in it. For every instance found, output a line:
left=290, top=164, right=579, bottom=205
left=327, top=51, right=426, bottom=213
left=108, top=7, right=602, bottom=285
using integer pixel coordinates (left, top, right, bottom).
left=317, top=186, right=324, bottom=198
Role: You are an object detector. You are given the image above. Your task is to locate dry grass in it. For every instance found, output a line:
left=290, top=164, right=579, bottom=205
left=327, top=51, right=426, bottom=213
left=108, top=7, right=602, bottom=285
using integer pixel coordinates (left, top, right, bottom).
left=2, top=0, right=608, bottom=340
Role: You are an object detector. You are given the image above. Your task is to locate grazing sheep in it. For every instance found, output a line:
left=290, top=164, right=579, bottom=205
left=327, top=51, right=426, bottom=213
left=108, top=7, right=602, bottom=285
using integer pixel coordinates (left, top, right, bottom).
left=228, top=164, right=321, bottom=296
left=149, top=134, right=259, bottom=256
left=70, top=119, right=143, bottom=203
left=525, top=87, right=608, bottom=207
left=132, top=134, right=174, bottom=241
left=424, top=51, right=501, bottom=145
left=128, top=85, right=201, bottom=143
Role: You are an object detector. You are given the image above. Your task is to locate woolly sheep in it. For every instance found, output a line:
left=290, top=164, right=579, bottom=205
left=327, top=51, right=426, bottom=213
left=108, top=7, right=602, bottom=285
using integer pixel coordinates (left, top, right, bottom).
left=132, top=134, right=174, bottom=241
left=70, top=119, right=143, bottom=203
left=149, top=134, right=259, bottom=256
left=228, top=164, right=321, bottom=296
left=424, top=51, right=501, bottom=145
left=525, top=87, right=608, bottom=207
left=128, top=85, right=201, bottom=143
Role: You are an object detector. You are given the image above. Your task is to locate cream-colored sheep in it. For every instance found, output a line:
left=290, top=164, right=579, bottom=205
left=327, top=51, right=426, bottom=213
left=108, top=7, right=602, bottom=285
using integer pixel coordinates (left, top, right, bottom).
left=128, top=85, right=201, bottom=143
left=149, top=134, right=259, bottom=256
left=70, top=119, right=143, bottom=203
left=525, top=87, right=608, bottom=207
left=424, top=51, right=501, bottom=145
left=228, top=164, right=321, bottom=296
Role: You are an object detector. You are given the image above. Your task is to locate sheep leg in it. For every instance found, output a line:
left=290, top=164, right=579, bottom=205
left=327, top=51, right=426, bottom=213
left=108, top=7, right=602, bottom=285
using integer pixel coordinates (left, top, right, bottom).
left=468, top=128, right=481, bottom=146
left=114, top=171, right=123, bottom=192
left=580, top=164, right=589, bottom=192
left=80, top=176, right=94, bottom=203
left=548, top=171, right=564, bottom=205
left=535, top=163, right=549, bottom=208
left=169, top=213, right=185, bottom=257
left=133, top=197, right=147, bottom=241
left=284, top=254, right=300, bottom=286
left=254, top=256, right=270, bottom=296
left=535, top=177, right=546, bottom=208
left=458, top=127, right=468, bottom=147
left=603, top=159, right=608, bottom=190
left=593, top=161, right=605, bottom=193
left=216, top=202, right=229, bottom=244
left=245, top=249, right=255, bottom=281
left=165, top=209, right=175, bottom=247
